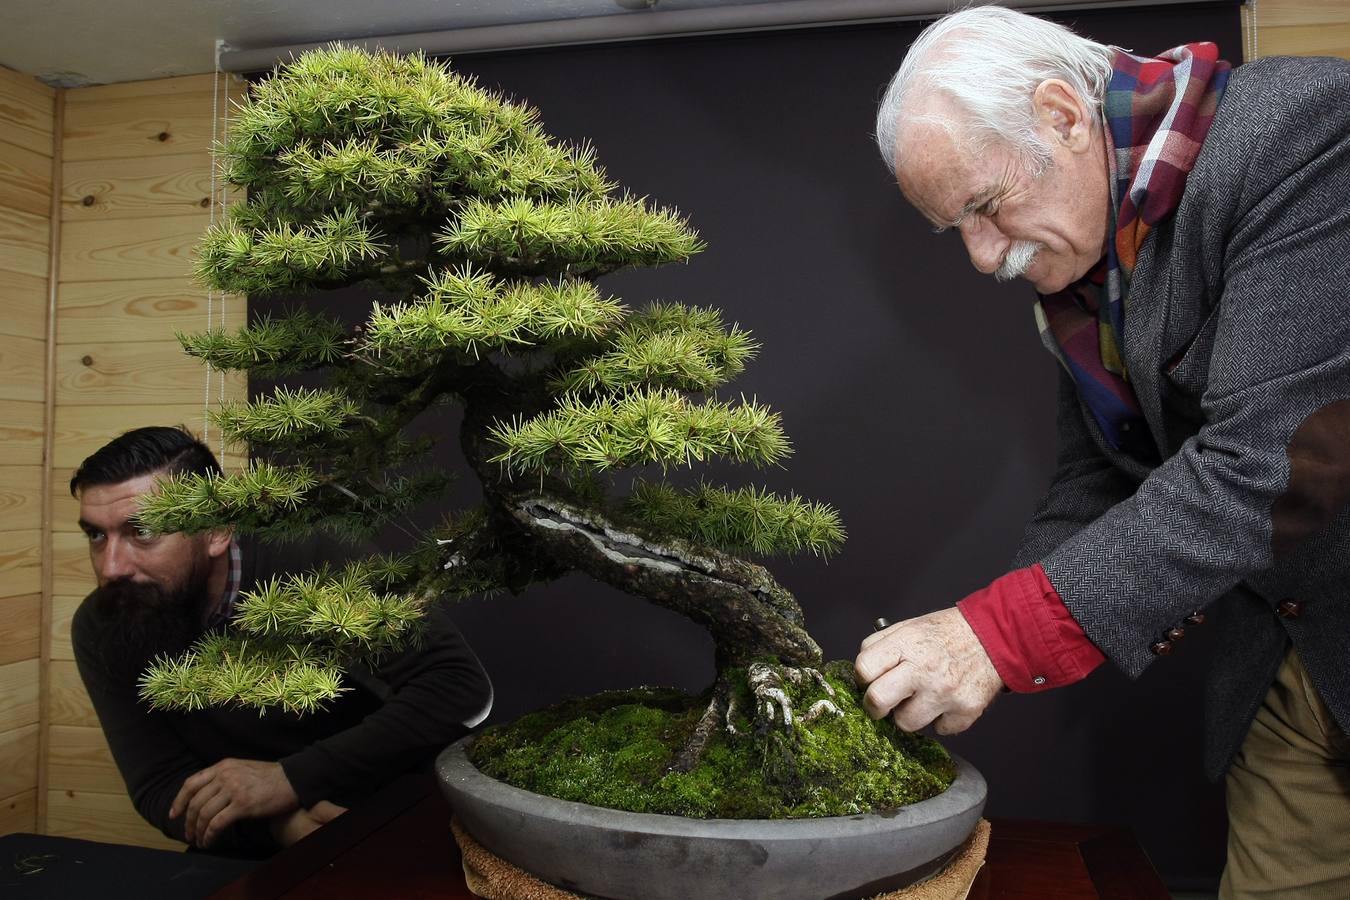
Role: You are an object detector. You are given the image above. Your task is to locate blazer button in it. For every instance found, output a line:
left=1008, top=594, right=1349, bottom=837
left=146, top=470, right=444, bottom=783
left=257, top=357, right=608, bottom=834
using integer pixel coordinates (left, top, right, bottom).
left=1166, top=627, right=1186, bottom=641
left=1185, top=612, right=1205, bottom=626
left=1277, top=599, right=1304, bottom=619
left=1151, top=640, right=1173, bottom=656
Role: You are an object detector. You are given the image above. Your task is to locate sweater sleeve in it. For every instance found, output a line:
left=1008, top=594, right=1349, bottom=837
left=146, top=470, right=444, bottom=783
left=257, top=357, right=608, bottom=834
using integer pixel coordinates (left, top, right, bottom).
left=70, top=597, right=277, bottom=855
left=278, top=606, right=492, bottom=808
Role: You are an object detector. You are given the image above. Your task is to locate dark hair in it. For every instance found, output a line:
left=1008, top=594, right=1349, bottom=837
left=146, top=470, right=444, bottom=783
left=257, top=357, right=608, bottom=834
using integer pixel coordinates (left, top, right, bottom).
left=69, top=426, right=221, bottom=496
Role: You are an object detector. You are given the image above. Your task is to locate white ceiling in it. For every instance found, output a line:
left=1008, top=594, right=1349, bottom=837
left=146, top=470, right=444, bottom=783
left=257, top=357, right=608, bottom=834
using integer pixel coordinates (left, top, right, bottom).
left=0, top=0, right=784, bottom=86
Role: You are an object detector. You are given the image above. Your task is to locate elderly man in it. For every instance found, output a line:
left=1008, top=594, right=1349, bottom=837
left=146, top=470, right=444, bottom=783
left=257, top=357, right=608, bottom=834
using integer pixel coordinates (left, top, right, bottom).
left=72, top=426, right=493, bottom=855
left=858, top=7, right=1350, bottom=897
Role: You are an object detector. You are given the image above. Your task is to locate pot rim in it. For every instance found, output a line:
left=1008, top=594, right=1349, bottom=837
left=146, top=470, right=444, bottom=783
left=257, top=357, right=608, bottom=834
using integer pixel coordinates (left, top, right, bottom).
left=438, top=735, right=986, bottom=841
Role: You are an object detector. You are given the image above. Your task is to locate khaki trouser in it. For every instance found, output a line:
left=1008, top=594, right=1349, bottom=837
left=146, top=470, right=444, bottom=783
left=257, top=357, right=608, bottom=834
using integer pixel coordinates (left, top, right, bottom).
left=1220, top=646, right=1350, bottom=899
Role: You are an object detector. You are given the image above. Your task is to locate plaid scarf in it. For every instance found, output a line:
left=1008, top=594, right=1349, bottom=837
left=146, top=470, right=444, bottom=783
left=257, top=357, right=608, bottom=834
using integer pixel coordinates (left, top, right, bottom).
left=1034, top=43, right=1230, bottom=456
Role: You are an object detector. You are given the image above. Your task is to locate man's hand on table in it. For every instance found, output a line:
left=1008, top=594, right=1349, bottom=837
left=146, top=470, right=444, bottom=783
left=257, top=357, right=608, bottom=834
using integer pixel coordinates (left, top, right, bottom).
left=170, top=758, right=300, bottom=848
left=269, top=800, right=349, bottom=848
left=855, top=607, right=1004, bottom=735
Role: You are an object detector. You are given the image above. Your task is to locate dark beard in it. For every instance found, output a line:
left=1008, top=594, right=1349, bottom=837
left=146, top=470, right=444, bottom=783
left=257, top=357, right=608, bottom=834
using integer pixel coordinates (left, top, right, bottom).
left=91, top=563, right=213, bottom=676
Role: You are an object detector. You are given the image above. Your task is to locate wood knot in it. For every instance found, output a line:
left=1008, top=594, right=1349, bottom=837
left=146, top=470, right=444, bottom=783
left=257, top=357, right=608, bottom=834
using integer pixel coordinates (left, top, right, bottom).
left=199, top=197, right=211, bottom=208
left=81, top=195, right=96, bottom=207
left=81, top=355, right=94, bottom=366
left=156, top=131, right=170, bottom=142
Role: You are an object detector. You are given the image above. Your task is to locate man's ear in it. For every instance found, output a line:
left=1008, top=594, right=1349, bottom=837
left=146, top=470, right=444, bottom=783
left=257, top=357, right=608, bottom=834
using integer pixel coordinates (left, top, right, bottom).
left=1033, top=79, right=1093, bottom=152
left=205, top=527, right=233, bottom=560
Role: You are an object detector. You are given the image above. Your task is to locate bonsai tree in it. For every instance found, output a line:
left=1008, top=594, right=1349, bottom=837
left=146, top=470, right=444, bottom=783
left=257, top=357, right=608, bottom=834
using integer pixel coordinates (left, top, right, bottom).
left=139, top=46, right=952, bottom=817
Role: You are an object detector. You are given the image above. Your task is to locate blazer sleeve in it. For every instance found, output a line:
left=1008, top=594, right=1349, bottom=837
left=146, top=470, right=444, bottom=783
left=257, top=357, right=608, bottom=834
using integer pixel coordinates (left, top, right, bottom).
left=1011, top=367, right=1140, bottom=569
left=1039, top=62, right=1350, bottom=678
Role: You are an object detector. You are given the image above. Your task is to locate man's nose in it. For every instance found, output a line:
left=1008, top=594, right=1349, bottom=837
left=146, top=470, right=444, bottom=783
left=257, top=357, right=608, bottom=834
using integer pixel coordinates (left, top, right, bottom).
left=96, top=539, right=136, bottom=582
left=960, top=219, right=1008, bottom=275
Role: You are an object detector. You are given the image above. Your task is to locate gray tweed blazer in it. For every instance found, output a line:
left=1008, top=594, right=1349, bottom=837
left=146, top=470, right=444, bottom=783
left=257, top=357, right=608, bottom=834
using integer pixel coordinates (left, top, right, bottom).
left=1011, top=55, right=1350, bottom=780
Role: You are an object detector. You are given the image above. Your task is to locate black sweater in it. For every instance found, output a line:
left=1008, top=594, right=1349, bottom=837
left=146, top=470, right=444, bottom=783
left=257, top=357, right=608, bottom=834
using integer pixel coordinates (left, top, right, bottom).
left=71, top=541, right=493, bottom=855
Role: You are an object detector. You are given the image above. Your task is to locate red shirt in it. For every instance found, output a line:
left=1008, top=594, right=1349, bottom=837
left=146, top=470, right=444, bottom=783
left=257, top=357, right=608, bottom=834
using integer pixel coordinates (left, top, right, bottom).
left=957, top=564, right=1105, bottom=692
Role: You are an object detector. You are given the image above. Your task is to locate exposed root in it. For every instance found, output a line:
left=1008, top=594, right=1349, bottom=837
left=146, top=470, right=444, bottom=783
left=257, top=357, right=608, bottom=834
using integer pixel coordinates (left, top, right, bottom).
left=669, top=684, right=727, bottom=774
left=801, top=699, right=844, bottom=724
left=747, top=662, right=839, bottom=732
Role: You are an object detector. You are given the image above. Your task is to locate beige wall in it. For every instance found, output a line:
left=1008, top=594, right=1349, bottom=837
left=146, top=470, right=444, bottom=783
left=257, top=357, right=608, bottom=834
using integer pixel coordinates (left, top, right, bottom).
left=1244, top=0, right=1350, bottom=59
left=0, top=64, right=53, bottom=838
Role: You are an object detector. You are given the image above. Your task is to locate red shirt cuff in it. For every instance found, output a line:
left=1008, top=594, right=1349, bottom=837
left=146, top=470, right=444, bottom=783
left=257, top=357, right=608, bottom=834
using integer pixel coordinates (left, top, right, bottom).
left=957, top=563, right=1104, bottom=693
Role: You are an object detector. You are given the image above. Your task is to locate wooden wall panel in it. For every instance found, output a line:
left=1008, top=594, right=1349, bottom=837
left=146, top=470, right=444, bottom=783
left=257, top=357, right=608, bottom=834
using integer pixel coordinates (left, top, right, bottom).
left=0, top=659, right=40, bottom=731
left=62, top=89, right=219, bottom=163
left=52, top=403, right=242, bottom=470
left=0, top=67, right=55, bottom=156
left=0, top=139, right=53, bottom=217
left=0, top=333, right=44, bottom=402
left=56, top=279, right=234, bottom=345
left=63, top=153, right=214, bottom=221
left=0, top=724, right=39, bottom=799
left=0, top=204, right=50, bottom=278
left=0, top=789, right=36, bottom=836
left=60, top=214, right=206, bottom=283
left=48, top=660, right=96, bottom=728
left=0, top=530, right=41, bottom=599
left=49, top=594, right=79, bottom=662
left=0, top=401, right=44, bottom=466
left=0, top=594, right=40, bottom=665
left=0, top=467, right=41, bottom=533
left=46, top=724, right=122, bottom=794
left=0, top=270, right=48, bottom=341
left=47, top=788, right=181, bottom=850
left=50, top=531, right=92, bottom=599
left=56, top=340, right=244, bottom=406
left=1247, top=0, right=1350, bottom=59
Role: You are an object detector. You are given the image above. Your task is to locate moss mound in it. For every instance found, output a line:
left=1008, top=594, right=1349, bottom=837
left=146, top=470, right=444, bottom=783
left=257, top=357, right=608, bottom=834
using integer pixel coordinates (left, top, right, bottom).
left=469, top=660, right=956, bottom=819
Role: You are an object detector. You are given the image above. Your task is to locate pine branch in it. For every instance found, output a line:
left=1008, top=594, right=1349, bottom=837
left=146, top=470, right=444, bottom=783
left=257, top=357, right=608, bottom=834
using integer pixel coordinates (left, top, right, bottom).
left=623, top=481, right=846, bottom=558
left=234, top=570, right=427, bottom=654
left=136, top=463, right=318, bottom=534
left=488, top=389, right=791, bottom=473
left=435, top=195, right=704, bottom=277
left=139, top=636, right=348, bottom=714
left=362, top=266, right=626, bottom=361
left=553, top=302, right=757, bottom=394
left=178, top=310, right=349, bottom=376
left=211, top=387, right=361, bottom=446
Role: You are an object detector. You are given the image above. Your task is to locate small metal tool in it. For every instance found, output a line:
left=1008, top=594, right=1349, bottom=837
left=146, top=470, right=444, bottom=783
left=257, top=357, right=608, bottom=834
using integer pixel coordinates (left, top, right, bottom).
left=873, top=617, right=891, bottom=632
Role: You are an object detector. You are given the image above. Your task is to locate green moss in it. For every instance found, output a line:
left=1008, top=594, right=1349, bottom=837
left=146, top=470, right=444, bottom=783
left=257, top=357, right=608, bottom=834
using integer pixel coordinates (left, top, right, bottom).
left=469, top=660, right=956, bottom=819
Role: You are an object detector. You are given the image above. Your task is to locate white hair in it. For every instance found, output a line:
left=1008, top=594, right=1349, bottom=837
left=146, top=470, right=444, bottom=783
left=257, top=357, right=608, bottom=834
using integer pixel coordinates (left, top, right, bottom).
left=875, top=6, right=1116, bottom=174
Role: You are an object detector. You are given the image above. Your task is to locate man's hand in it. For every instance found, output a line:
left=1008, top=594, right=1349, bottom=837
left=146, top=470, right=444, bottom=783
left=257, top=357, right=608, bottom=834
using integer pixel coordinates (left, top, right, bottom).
left=170, top=758, right=300, bottom=848
left=268, top=801, right=348, bottom=848
left=854, top=607, right=1004, bottom=735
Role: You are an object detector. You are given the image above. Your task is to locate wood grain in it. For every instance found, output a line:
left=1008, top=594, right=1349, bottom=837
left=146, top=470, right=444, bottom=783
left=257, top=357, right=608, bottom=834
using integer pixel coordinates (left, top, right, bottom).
left=0, top=269, right=47, bottom=341
left=0, top=332, right=44, bottom=402
left=63, top=153, right=216, bottom=221
left=56, top=340, right=243, bottom=406
left=0, top=66, right=55, bottom=157
left=46, top=788, right=183, bottom=850
left=0, top=400, right=43, bottom=466
left=60, top=213, right=207, bottom=282
left=0, top=723, right=39, bottom=799
left=0, top=529, right=40, bottom=598
left=64, top=73, right=222, bottom=106
left=48, top=659, right=96, bottom=728
left=0, top=788, right=36, bottom=836
left=51, top=470, right=80, bottom=535
left=0, top=138, right=53, bottom=217
left=0, top=466, right=41, bottom=532
left=50, top=530, right=93, bottom=599
left=58, top=278, right=245, bottom=345
left=0, top=593, right=40, bottom=665
left=63, top=90, right=220, bottom=163
left=46, top=724, right=122, bottom=794
left=53, top=403, right=241, bottom=469
left=49, top=594, right=80, bottom=662
left=0, top=203, right=51, bottom=279
left=0, top=658, right=39, bottom=731
left=1255, top=25, right=1350, bottom=58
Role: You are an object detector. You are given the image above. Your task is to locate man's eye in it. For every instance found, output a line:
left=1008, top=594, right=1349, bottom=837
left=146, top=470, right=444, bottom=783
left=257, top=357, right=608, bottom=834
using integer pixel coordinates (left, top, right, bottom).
left=978, top=201, right=998, bottom=217
left=134, top=526, right=157, bottom=541
left=85, top=531, right=104, bottom=544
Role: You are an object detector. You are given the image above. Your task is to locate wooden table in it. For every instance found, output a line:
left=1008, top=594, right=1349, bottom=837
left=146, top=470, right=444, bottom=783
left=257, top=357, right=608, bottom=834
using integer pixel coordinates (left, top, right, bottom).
left=211, top=776, right=1170, bottom=899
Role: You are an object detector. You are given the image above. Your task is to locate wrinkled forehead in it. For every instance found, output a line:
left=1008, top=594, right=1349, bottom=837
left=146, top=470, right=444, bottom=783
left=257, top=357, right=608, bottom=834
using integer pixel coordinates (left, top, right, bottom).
left=892, top=116, right=978, bottom=222
left=77, top=472, right=164, bottom=527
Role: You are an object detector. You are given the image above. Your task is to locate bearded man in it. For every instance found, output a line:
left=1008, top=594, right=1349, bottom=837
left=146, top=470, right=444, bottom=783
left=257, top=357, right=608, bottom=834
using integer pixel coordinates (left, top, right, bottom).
left=856, top=7, right=1350, bottom=897
left=71, top=426, right=493, bottom=856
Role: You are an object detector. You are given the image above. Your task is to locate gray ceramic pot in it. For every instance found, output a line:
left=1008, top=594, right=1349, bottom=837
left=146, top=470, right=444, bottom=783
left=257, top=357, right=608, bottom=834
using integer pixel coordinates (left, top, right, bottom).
left=437, top=737, right=986, bottom=900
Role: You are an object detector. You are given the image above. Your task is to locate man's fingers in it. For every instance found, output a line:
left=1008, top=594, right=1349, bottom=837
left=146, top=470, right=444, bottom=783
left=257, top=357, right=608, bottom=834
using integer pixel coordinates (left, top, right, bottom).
left=862, top=661, right=917, bottom=720
left=855, top=631, right=908, bottom=686
left=890, top=694, right=945, bottom=733
left=185, top=781, right=224, bottom=843
left=170, top=767, right=214, bottom=818
left=201, top=803, right=242, bottom=848
left=933, top=709, right=978, bottom=736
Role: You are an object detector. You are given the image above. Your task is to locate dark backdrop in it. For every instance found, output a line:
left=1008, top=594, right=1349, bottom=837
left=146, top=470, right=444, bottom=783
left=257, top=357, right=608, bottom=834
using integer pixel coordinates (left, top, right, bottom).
left=254, top=3, right=1242, bottom=887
